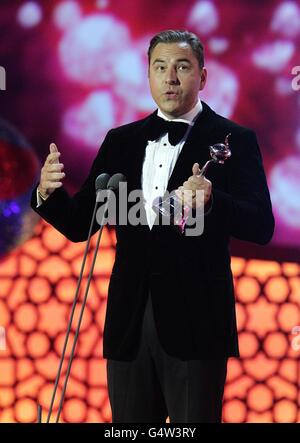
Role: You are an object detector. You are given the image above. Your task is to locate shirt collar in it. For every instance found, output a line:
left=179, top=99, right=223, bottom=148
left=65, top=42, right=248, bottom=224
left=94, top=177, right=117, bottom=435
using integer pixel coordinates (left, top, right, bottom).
left=157, top=99, right=202, bottom=125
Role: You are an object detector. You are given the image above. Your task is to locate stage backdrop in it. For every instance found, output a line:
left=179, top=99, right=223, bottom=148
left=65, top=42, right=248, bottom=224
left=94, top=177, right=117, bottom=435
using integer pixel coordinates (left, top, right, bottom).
left=0, top=0, right=300, bottom=422
left=0, top=222, right=299, bottom=422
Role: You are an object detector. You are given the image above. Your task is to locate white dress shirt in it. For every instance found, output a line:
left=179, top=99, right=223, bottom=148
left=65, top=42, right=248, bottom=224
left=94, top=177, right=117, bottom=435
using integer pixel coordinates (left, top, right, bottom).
left=36, top=188, right=46, bottom=207
left=142, top=100, right=203, bottom=229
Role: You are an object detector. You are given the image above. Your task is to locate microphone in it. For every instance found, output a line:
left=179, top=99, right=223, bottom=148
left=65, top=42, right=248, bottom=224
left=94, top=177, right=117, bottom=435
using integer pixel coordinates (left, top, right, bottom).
left=96, top=173, right=126, bottom=202
left=96, top=173, right=127, bottom=226
left=107, top=173, right=126, bottom=190
left=41, top=173, right=111, bottom=423
left=95, top=173, right=110, bottom=192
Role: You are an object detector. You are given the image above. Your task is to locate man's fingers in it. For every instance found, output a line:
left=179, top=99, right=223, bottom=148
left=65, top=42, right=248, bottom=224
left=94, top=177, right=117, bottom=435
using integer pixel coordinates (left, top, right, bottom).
left=192, top=162, right=201, bottom=176
left=43, top=181, right=63, bottom=189
left=175, top=187, right=184, bottom=200
left=50, top=143, right=58, bottom=153
left=48, top=143, right=60, bottom=164
left=39, top=144, right=64, bottom=197
left=46, top=152, right=61, bottom=165
left=187, top=175, right=205, bottom=186
left=45, top=172, right=65, bottom=180
left=183, top=180, right=199, bottom=191
left=46, top=163, right=64, bottom=172
left=49, top=143, right=59, bottom=163
left=41, top=170, right=65, bottom=182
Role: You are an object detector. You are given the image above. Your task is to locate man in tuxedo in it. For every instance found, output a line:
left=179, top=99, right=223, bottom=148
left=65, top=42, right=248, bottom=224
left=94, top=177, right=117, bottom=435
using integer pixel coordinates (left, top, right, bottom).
left=31, top=30, right=274, bottom=422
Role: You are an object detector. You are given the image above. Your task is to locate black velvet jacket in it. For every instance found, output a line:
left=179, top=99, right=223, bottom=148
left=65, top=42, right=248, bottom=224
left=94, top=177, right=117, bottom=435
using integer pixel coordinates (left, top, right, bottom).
left=31, top=102, right=274, bottom=361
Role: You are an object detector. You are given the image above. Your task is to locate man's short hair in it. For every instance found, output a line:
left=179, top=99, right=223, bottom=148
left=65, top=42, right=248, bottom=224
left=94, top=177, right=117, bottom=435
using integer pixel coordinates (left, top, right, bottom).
left=148, top=29, right=205, bottom=69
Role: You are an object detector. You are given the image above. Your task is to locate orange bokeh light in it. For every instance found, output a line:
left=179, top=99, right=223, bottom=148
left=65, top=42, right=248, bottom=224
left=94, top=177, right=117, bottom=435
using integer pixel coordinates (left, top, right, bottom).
left=0, top=221, right=299, bottom=422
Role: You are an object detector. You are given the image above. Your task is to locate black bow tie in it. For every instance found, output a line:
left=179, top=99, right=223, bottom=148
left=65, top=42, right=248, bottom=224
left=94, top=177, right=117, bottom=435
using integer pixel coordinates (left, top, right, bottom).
left=149, top=114, right=190, bottom=146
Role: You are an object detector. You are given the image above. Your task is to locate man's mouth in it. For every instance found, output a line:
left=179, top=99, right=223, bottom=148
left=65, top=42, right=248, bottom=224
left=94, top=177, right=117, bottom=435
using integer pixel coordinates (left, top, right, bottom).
left=165, top=91, right=178, bottom=98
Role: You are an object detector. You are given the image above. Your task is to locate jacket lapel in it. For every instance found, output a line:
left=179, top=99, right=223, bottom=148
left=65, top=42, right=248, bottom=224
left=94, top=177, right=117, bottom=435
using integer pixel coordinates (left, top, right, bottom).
left=124, top=113, right=155, bottom=191
left=167, top=101, right=217, bottom=192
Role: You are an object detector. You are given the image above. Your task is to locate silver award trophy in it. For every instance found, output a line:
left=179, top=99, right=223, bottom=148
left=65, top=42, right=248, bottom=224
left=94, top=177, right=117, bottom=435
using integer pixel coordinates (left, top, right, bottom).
left=152, top=133, right=232, bottom=233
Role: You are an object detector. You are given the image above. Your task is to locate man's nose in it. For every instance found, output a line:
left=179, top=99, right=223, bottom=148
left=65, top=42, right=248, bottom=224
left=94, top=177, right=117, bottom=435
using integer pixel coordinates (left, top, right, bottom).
left=165, top=67, right=179, bottom=84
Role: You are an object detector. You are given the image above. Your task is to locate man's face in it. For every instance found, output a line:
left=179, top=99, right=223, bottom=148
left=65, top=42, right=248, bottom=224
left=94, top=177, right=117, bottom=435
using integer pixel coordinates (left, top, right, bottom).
left=148, top=42, right=207, bottom=118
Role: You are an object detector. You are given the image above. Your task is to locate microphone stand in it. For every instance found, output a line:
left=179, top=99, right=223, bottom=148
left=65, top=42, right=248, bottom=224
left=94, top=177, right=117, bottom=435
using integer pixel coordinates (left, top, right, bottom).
left=37, top=174, right=110, bottom=423
left=55, top=195, right=110, bottom=423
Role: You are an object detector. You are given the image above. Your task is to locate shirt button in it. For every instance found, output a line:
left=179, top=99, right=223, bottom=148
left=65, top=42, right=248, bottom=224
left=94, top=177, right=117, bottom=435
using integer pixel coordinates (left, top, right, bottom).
left=163, top=143, right=167, bottom=146
left=159, top=164, right=162, bottom=167
left=155, top=186, right=158, bottom=190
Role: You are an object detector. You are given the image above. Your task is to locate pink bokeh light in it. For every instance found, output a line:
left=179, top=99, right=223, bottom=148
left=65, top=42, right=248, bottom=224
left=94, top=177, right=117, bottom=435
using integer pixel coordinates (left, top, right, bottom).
left=1, top=0, right=300, bottom=252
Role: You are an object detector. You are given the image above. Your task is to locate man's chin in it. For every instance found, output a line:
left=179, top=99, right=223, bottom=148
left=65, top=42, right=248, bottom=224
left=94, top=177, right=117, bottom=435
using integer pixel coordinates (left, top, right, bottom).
left=160, top=104, right=183, bottom=118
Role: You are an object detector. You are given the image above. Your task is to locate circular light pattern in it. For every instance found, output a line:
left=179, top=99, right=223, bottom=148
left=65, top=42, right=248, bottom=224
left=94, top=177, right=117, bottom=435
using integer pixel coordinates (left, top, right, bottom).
left=28, top=278, right=52, bottom=304
left=265, top=276, right=290, bottom=303
left=0, top=119, right=40, bottom=258
left=252, top=41, right=295, bottom=73
left=63, top=91, right=116, bottom=147
left=14, top=303, right=38, bottom=333
left=0, top=141, right=38, bottom=200
left=223, top=399, right=247, bottom=423
left=243, top=352, right=279, bottom=382
left=264, top=332, right=289, bottom=359
left=187, top=0, right=219, bottom=35
left=63, top=91, right=137, bottom=147
left=112, top=42, right=155, bottom=112
left=208, top=37, right=229, bottom=55
left=15, top=398, right=37, bottom=423
left=0, top=224, right=299, bottom=423
left=0, top=387, right=14, bottom=409
left=275, top=77, right=294, bottom=96
left=17, top=2, right=42, bottom=28
left=38, top=382, right=62, bottom=411
left=26, top=331, right=50, bottom=358
left=247, top=384, right=273, bottom=413
left=56, top=278, right=78, bottom=303
left=58, top=14, right=130, bottom=86
left=52, top=1, right=82, bottom=31
left=200, top=60, right=239, bottom=118
left=273, top=399, right=298, bottom=422
left=269, top=156, right=300, bottom=228
left=238, top=331, right=259, bottom=358
left=63, top=398, right=87, bottom=423
left=277, top=303, right=299, bottom=331
left=271, top=1, right=300, bottom=38
left=96, top=0, right=110, bottom=9
left=42, top=227, right=67, bottom=253
left=236, top=277, right=261, bottom=303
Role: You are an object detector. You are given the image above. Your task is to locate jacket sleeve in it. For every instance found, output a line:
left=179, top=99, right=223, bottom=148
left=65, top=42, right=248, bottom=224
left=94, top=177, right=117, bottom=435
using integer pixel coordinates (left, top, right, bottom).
left=30, top=130, right=113, bottom=242
left=205, top=128, right=275, bottom=245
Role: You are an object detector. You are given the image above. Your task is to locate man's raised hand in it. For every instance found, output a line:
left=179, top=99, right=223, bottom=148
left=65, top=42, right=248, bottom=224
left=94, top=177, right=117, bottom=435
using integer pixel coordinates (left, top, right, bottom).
left=175, top=162, right=212, bottom=209
left=38, top=143, right=65, bottom=199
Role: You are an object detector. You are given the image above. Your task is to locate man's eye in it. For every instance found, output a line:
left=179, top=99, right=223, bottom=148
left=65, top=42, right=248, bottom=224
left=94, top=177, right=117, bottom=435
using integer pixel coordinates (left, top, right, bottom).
left=178, top=65, right=189, bottom=71
left=156, top=65, right=165, bottom=71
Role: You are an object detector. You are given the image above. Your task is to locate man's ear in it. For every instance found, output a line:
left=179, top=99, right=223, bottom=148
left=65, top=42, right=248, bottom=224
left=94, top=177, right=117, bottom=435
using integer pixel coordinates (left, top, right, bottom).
left=199, top=67, right=207, bottom=91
